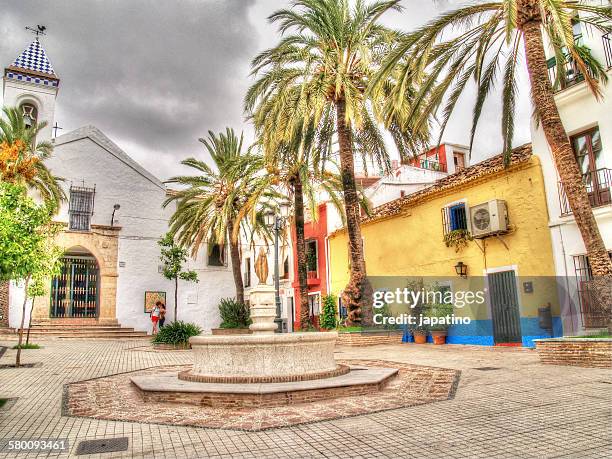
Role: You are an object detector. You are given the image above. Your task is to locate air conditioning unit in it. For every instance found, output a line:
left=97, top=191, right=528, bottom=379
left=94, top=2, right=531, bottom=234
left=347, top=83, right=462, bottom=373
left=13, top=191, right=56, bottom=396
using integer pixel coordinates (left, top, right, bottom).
left=470, top=200, right=508, bottom=238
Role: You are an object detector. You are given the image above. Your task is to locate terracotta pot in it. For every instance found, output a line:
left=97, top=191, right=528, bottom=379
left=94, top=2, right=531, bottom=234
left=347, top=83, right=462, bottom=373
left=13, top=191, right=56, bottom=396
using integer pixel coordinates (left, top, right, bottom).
left=307, top=271, right=318, bottom=279
left=430, top=330, right=447, bottom=345
left=413, top=331, right=427, bottom=344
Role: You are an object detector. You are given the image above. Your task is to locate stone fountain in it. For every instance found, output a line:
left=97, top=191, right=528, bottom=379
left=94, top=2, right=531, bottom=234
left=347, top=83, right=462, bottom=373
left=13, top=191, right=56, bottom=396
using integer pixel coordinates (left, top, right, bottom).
left=131, top=275, right=397, bottom=408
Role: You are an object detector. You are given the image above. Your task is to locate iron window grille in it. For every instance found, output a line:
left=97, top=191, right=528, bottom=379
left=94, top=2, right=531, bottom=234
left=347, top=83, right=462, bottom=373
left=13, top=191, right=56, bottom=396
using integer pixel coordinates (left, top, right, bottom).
left=441, top=203, right=468, bottom=235
left=573, top=252, right=612, bottom=329
left=68, top=184, right=95, bottom=231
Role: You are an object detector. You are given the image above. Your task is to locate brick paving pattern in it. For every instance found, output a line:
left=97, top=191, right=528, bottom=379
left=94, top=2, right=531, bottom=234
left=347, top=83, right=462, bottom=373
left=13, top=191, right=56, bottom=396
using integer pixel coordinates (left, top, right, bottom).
left=64, top=360, right=458, bottom=429
left=0, top=340, right=610, bottom=458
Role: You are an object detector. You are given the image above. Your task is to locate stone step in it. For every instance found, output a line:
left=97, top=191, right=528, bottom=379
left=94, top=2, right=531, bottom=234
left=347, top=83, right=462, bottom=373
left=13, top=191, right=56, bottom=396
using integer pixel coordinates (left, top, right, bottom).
left=27, top=326, right=135, bottom=332
left=0, top=331, right=149, bottom=339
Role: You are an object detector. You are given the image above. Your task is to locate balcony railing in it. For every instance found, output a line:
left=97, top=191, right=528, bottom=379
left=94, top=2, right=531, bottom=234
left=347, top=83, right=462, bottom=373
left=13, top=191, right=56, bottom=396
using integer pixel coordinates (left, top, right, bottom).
left=548, top=34, right=612, bottom=92
left=418, top=158, right=447, bottom=172
left=604, top=33, right=612, bottom=68
left=559, top=168, right=612, bottom=216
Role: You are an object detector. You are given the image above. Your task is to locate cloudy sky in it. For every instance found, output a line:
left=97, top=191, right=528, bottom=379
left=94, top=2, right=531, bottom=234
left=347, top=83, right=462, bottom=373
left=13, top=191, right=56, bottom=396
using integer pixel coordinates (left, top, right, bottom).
left=0, top=0, right=533, bottom=181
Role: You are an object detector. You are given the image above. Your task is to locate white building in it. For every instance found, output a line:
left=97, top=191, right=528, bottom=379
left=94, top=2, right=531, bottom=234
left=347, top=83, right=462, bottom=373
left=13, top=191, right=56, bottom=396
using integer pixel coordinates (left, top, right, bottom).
left=3, top=38, right=234, bottom=334
left=532, top=16, right=612, bottom=334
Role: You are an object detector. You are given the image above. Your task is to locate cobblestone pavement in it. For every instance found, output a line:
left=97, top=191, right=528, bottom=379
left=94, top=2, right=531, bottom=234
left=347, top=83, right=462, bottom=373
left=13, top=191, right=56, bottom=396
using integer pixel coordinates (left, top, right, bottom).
left=0, top=340, right=610, bottom=458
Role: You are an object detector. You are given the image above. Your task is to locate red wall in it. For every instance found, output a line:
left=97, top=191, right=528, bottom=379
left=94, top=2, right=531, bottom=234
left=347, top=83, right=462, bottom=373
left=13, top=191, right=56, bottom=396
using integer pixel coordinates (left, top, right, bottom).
left=290, top=203, right=328, bottom=329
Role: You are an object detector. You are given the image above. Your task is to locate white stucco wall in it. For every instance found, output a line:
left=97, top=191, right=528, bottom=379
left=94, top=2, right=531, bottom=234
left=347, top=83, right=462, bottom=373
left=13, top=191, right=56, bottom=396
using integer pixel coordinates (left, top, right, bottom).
left=9, top=126, right=235, bottom=333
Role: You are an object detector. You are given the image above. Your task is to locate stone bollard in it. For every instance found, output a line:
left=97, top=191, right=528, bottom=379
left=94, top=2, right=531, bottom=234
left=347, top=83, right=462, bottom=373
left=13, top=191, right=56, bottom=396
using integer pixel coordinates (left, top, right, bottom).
left=248, top=285, right=277, bottom=335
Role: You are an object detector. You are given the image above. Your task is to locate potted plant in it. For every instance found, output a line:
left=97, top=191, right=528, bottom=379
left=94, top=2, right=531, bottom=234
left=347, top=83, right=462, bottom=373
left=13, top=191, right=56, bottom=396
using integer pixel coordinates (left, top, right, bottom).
left=319, top=294, right=337, bottom=331
left=428, top=302, right=454, bottom=345
left=212, top=298, right=252, bottom=335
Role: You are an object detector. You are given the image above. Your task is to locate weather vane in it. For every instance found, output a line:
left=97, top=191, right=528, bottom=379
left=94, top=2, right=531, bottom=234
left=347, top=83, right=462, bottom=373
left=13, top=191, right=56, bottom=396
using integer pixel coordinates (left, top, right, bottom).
left=25, top=25, right=47, bottom=37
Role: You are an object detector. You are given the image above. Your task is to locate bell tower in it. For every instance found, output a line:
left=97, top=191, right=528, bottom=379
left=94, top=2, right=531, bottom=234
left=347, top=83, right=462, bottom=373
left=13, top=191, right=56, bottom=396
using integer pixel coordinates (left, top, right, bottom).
left=2, top=34, right=60, bottom=141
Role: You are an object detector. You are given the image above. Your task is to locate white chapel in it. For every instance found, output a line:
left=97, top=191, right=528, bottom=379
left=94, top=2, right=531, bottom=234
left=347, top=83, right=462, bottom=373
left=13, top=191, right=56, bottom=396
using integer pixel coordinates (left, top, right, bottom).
left=2, top=38, right=235, bottom=335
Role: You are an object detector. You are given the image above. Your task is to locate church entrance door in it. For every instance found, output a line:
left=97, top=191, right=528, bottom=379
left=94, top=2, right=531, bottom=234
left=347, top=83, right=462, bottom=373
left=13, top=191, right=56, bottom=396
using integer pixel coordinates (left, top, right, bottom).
left=50, top=252, right=99, bottom=318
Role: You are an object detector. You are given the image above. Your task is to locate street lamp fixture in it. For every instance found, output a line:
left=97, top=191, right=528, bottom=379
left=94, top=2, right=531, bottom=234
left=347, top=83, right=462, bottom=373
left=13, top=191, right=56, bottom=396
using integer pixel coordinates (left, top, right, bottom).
left=454, top=261, right=468, bottom=278
left=266, top=202, right=291, bottom=333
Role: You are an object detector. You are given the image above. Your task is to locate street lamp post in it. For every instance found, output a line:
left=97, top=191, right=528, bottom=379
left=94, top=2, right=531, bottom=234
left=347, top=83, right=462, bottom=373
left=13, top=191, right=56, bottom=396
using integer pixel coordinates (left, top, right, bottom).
left=264, top=202, right=290, bottom=333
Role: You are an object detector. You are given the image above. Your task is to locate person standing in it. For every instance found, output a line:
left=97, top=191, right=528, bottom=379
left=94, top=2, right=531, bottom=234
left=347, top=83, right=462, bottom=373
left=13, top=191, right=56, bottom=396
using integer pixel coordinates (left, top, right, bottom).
left=158, top=302, right=166, bottom=328
left=150, top=302, right=161, bottom=335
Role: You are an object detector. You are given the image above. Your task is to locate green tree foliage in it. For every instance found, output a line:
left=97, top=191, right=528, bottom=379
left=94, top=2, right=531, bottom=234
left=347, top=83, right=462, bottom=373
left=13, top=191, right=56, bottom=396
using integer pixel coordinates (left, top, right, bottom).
left=158, top=233, right=198, bottom=322
left=320, top=294, right=338, bottom=330
left=0, top=106, right=65, bottom=210
left=0, top=182, right=62, bottom=366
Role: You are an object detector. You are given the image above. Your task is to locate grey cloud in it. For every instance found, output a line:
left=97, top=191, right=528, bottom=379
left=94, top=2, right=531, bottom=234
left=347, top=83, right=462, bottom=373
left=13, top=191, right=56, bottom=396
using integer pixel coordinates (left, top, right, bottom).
left=1, top=0, right=532, bottom=179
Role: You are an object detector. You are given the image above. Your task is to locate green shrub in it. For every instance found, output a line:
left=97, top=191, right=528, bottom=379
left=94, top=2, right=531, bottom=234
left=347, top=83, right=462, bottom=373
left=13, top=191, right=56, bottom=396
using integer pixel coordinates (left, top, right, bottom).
left=12, top=343, right=41, bottom=349
left=320, top=294, right=337, bottom=330
left=218, top=297, right=251, bottom=329
left=152, top=321, right=201, bottom=345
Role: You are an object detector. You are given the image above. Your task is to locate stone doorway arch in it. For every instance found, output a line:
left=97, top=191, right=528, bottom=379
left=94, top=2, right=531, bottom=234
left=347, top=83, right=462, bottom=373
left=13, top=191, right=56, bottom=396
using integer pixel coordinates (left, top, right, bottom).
left=50, top=246, right=100, bottom=318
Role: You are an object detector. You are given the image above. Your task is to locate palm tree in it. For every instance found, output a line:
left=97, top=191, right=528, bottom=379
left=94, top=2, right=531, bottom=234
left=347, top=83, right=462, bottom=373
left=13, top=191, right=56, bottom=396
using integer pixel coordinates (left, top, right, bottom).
left=252, top=117, right=349, bottom=330
left=0, top=106, right=65, bottom=210
left=374, top=1, right=612, bottom=279
left=245, top=0, right=427, bottom=325
left=164, top=128, right=273, bottom=304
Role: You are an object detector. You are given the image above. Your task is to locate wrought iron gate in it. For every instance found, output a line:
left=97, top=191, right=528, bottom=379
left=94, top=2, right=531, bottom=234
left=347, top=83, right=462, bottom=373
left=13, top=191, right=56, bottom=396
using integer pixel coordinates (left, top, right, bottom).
left=50, top=256, right=99, bottom=318
left=488, top=270, right=522, bottom=344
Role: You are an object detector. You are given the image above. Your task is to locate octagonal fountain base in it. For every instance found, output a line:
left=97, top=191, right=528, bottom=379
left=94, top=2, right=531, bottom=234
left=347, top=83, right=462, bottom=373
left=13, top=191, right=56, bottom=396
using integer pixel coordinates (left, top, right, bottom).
left=131, top=365, right=398, bottom=408
left=181, top=332, right=344, bottom=383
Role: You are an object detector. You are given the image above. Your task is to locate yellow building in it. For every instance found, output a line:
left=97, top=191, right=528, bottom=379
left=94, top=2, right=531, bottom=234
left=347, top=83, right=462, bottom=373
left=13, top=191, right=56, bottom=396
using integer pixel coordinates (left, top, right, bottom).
left=329, top=145, right=564, bottom=346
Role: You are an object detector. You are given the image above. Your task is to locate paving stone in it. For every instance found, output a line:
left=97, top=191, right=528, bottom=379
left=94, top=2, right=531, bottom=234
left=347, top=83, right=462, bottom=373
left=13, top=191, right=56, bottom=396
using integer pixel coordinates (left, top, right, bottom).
left=0, top=339, right=610, bottom=458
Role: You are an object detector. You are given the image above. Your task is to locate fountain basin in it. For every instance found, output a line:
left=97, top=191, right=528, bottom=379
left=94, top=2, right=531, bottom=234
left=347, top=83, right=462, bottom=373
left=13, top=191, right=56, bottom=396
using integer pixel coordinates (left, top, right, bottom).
left=183, top=331, right=342, bottom=383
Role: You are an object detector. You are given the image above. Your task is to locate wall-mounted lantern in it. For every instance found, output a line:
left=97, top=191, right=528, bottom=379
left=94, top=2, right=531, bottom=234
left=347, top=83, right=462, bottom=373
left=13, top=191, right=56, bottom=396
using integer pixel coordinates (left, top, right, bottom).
left=454, top=261, right=468, bottom=278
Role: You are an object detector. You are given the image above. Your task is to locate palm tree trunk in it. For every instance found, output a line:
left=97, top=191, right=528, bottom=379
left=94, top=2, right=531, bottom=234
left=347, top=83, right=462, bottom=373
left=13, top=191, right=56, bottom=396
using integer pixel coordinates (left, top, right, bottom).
left=335, top=99, right=373, bottom=326
left=16, top=276, right=30, bottom=367
left=292, top=177, right=311, bottom=330
left=521, top=16, right=612, bottom=330
left=227, top=220, right=245, bottom=304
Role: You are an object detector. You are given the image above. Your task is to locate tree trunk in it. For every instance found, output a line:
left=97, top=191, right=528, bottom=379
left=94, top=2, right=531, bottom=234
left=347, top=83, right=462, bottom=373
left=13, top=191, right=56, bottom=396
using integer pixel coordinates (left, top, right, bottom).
left=227, top=220, right=245, bottom=304
left=174, top=277, right=178, bottom=322
left=520, top=16, right=612, bottom=330
left=15, top=276, right=30, bottom=367
left=292, top=177, right=311, bottom=330
left=335, top=99, right=373, bottom=326
left=26, top=295, right=35, bottom=345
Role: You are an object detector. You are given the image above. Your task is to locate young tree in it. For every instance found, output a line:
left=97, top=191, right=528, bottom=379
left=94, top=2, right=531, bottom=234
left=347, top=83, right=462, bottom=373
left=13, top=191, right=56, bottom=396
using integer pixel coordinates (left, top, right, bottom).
left=25, top=277, right=48, bottom=346
left=0, top=182, right=61, bottom=366
left=158, top=233, right=198, bottom=321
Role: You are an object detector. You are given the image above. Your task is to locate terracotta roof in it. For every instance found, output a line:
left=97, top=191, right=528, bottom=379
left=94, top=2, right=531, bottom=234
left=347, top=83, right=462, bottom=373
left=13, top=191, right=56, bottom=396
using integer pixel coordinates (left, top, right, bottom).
left=361, top=143, right=533, bottom=224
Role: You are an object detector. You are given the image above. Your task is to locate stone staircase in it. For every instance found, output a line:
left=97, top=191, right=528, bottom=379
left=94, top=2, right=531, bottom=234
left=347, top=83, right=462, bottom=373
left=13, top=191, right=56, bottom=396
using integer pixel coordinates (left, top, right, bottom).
left=0, top=318, right=149, bottom=339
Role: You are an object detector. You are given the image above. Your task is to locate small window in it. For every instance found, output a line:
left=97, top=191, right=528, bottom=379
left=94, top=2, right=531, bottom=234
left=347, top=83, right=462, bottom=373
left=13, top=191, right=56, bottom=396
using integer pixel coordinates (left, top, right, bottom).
left=207, top=243, right=225, bottom=267
left=453, top=152, right=465, bottom=170
left=282, top=256, right=289, bottom=279
left=306, top=240, right=318, bottom=275
left=244, top=257, right=251, bottom=287
left=68, top=184, right=95, bottom=231
left=442, top=203, right=468, bottom=235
